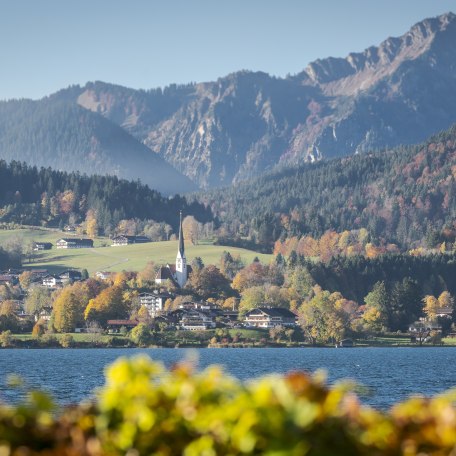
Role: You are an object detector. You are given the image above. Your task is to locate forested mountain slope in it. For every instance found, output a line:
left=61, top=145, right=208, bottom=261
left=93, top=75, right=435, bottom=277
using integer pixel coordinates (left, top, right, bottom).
left=0, top=99, right=196, bottom=195
left=196, top=124, right=456, bottom=248
left=0, top=161, right=212, bottom=234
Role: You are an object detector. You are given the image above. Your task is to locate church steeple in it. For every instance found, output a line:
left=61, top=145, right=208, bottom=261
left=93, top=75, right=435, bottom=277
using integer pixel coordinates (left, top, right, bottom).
left=178, top=210, right=185, bottom=257
left=175, top=211, right=187, bottom=287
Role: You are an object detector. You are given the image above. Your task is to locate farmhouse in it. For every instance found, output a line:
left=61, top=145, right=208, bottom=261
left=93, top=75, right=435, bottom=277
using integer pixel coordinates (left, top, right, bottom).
left=42, top=274, right=63, bottom=288
left=42, top=270, right=82, bottom=288
left=56, top=238, right=93, bottom=249
left=33, top=242, right=53, bottom=251
left=244, top=307, right=298, bottom=328
left=59, top=270, right=83, bottom=284
left=111, top=235, right=150, bottom=246
left=179, top=309, right=217, bottom=330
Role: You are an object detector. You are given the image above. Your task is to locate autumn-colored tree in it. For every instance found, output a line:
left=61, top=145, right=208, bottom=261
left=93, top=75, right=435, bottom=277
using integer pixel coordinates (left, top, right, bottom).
left=319, top=230, right=340, bottom=262
left=182, top=215, right=200, bottom=245
left=186, top=265, right=232, bottom=299
left=58, top=190, right=76, bottom=214
left=239, top=286, right=265, bottom=315
left=137, top=305, right=152, bottom=323
left=298, top=236, right=319, bottom=258
left=18, top=271, right=33, bottom=290
left=287, top=267, right=315, bottom=300
left=423, top=295, right=440, bottom=319
left=438, top=291, right=454, bottom=310
left=32, top=319, right=47, bottom=338
left=299, top=290, right=350, bottom=344
left=136, top=262, right=157, bottom=288
left=222, top=296, right=238, bottom=310
left=130, top=323, right=152, bottom=347
left=24, top=287, right=52, bottom=317
left=84, top=285, right=128, bottom=326
left=232, top=262, right=282, bottom=293
left=363, top=282, right=389, bottom=331
left=0, top=300, right=19, bottom=332
left=85, top=209, right=98, bottom=238
left=53, top=290, right=83, bottom=333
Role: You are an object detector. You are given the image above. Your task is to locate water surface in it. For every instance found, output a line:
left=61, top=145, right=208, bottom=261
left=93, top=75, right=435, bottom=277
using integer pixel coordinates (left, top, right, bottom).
left=0, top=347, right=455, bottom=409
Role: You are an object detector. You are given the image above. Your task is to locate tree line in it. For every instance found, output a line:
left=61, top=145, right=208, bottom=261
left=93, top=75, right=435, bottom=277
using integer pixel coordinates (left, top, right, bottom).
left=0, top=160, right=213, bottom=236
left=195, top=123, right=456, bottom=251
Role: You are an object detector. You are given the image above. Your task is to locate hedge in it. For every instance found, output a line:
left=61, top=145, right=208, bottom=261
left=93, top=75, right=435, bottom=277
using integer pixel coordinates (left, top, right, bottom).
left=0, top=355, right=455, bottom=455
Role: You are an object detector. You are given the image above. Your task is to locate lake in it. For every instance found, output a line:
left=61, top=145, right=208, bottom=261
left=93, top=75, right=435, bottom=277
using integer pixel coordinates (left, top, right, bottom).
left=1, top=347, right=455, bottom=409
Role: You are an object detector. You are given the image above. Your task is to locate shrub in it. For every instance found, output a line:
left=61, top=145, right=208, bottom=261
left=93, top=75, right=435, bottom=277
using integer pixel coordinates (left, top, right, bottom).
left=0, top=330, right=14, bottom=347
left=60, top=334, right=74, bottom=348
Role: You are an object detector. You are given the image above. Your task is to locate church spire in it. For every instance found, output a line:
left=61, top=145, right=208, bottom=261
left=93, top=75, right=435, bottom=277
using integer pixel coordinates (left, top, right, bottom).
left=178, top=210, right=184, bottom=257
left=175, top=211, right=187, bottom=288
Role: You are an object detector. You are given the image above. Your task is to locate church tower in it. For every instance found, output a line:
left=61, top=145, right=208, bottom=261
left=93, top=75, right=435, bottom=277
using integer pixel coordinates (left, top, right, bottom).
left=175, top=211, right=187, bottom=287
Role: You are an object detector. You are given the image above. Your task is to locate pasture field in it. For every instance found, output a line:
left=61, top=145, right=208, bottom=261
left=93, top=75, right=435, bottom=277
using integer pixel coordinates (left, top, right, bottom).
left=0, top=227, right=272, bottom=273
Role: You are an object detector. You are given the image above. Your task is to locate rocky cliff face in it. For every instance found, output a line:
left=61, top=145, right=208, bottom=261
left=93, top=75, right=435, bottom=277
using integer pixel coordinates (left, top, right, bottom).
left=55, top=12, right=456, bottom=188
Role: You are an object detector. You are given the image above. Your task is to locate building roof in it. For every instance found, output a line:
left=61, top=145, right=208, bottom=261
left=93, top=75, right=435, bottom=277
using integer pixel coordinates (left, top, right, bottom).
left=245, top=307, right=297, bottom=318
left=57, top=238, right=93, bottom=244
left=106, top=319, right=138, bottom=326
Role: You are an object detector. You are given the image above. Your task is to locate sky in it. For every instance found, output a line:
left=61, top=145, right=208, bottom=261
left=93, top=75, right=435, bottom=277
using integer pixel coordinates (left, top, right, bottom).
left=0, top=0, right=455, bottom=100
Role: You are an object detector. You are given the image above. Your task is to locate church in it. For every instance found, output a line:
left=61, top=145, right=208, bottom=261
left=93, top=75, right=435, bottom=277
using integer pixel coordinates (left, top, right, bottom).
left=155, top=212, right=191, bottom=288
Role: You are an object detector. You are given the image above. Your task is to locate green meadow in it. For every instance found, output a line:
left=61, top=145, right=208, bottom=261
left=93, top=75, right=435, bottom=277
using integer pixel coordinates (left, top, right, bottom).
left=0, top=227, right=272, bottom=274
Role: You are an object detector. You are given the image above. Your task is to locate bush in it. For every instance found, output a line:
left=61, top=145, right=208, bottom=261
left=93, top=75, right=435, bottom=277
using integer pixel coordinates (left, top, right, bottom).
left=59, top=334, right=74, bottom=348
left=0, top=330, right=14, bottom=347
left=1, top=356, right=456, bottom=455
left=130, top=323, right=152, bottom=347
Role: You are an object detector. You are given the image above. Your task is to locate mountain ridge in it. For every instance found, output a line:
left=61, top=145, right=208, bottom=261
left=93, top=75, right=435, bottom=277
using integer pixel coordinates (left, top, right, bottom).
left=1, top=12, right=455, bottom=189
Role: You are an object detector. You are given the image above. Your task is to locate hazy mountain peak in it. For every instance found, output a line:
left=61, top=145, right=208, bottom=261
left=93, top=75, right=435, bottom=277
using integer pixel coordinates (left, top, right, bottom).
left=301, top=11, right=456, bottom=95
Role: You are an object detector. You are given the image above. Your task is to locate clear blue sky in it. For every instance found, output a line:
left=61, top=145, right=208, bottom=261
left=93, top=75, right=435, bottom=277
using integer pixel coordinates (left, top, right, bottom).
left=0, top=0, right=454, bottom=100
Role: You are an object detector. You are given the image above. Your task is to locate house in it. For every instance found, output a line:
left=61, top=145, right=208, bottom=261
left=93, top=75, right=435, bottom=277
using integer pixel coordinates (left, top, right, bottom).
left=434, top=307, right=453, bottom=318
left=63, top=224, right=77, bottom=233
left=139, top=291, right=171, bottom=317
left=56, top=238, right=93, bottom=249
left=155, top=212, right=191, bottom=288
left=96, top=271, right=114, bottom=280
left=59, top=270, right=83, bottom=284
left=36, top=306, right=53, bottom=322
left=0, top=274, right=18, bottom=286
left=33, top=242, right=53, bottom=251
left=42, top=274, right=63, bottom=288
left=111, top=235, right=150, bottom=246
left=244, top=307, right=298, bottom=328
left=179, top=309, right=217, bottom=330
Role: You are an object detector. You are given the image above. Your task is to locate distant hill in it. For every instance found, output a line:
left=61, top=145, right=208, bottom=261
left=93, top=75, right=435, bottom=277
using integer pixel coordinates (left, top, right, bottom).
left=0, top=99, right=196, bottom=195
left=194, top=123, right=456, bottom=249
left=0, top=160, right=212, bottom=234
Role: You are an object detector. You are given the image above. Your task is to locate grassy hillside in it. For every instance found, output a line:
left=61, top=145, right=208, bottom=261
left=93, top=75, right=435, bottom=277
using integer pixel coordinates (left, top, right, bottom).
left=0, top=228, right=272, bottom=274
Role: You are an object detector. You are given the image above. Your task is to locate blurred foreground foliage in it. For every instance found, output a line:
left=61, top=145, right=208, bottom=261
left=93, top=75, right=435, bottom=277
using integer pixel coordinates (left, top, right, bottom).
left=1, top=355, right=456, bottom=455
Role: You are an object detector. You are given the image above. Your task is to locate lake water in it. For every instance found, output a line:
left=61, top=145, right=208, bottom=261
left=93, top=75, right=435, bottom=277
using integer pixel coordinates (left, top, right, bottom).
left=1, top=347, right=455, bottom=409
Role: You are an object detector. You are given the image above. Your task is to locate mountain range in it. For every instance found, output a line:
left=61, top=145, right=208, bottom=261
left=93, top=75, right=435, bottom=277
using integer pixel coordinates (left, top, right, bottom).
left=1, top=12, right=456, bottom=191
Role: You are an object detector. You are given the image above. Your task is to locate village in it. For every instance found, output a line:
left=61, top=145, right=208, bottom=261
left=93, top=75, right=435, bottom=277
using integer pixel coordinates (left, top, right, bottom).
left=0, top=214, right=303, bottom=348
left=1, top=213, right=454, bottom=349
